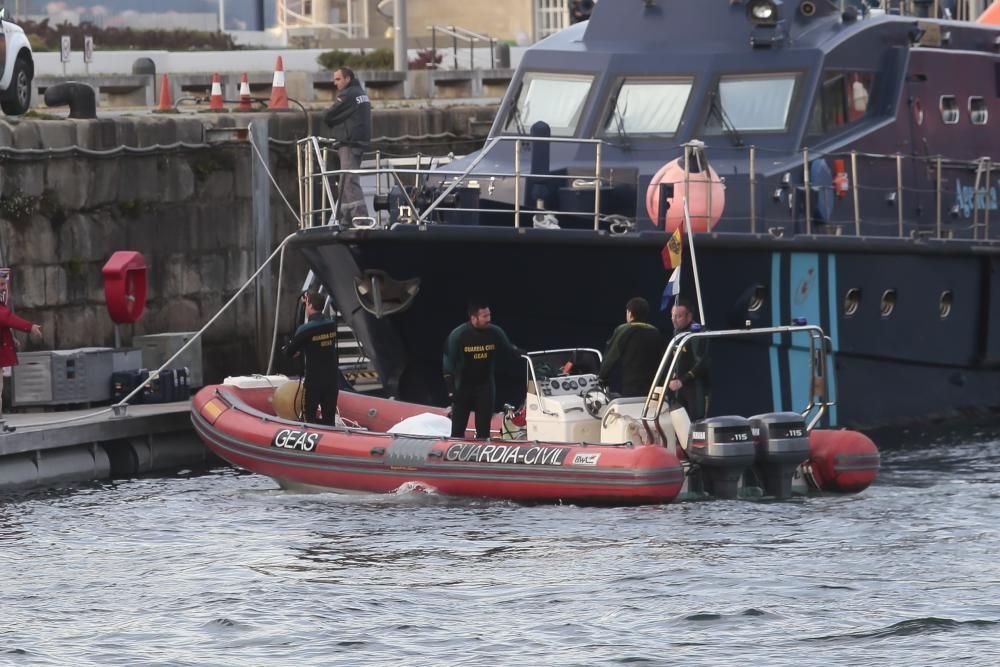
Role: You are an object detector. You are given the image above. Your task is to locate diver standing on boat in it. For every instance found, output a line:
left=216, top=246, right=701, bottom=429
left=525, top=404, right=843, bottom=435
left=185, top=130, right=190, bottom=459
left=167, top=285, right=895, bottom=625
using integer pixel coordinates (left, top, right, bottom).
left=598, top=297, right=667, bottom=398
left=668, top=298, right=710, bottom=420
left=284, top=291, right=339, bottom=425
left=324, top=66, right=371, bottom=224
left=443, top=301, right=525, bottom=439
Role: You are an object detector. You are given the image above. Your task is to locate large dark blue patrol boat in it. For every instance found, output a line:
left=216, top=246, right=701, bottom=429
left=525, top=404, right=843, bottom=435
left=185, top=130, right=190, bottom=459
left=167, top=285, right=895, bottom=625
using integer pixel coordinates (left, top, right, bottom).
left=291, top=0, right=1000, bottom=429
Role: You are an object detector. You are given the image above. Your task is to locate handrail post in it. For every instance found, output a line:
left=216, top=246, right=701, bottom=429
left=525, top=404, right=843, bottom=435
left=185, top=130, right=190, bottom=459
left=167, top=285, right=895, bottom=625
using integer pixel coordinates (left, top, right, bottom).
left=514, top=138, right=522, bottom=228
left=896, top=152, right=904, bottom=238
left=935, top=156, right=942, bottom=239
left=452, top=26, right=459, bottom=69
left=986, top=159, right=993, bottom=239
left=593, top=141, right=602, bottom=230
left=490, top=38, right=496, bottom=69
left=431, top=27, right=437, bottom=69
left=803, top=147, right=812, bottom=235
left=682, top=143, right=691, bottom=217
left=296, top=141, right=305, bottom=229
left=851, top=150, right=860, bottom=235
left=375, top=149, right=383, bottom=226
left=749, top=145, right=757, bottom=233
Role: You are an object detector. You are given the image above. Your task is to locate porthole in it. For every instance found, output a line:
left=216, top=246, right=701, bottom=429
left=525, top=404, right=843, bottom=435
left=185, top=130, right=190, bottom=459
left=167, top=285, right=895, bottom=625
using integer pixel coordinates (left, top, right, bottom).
left=940, top=95, right=959, bottom=124
left=880, top=289, right=897, bottom=318
left=843, top=288, right=861, bottom=317
left=939, top=290, right=953, bottom=319
left=747, top=285, right=767, bottom=312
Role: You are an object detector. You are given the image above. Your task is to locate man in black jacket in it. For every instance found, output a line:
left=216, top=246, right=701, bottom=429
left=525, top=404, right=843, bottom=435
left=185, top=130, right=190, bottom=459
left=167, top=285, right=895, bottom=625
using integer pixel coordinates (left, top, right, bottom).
left=598, top=297, right=667, bottom=397
left=324, top=67, right=372, bottom=224
left=668, top=298, right=710, bottom=420
left=284, top=291, right=339, bottom=425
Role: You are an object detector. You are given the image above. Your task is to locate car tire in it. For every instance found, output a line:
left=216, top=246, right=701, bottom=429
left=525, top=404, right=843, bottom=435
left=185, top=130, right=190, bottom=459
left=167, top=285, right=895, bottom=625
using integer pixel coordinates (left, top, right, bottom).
left=1, top=57, right=32, bottom=116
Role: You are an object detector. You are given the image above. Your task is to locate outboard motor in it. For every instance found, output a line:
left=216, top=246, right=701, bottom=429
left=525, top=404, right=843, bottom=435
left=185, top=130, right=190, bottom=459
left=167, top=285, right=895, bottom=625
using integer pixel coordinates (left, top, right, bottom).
left=687, top=416, right=756, bottom=499
left=749, top=412, right=811, bottom=499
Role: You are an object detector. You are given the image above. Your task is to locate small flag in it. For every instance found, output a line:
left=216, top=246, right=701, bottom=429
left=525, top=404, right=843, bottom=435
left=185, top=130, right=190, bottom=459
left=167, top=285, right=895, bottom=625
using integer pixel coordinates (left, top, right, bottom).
left=661, top=227, right=683, bottom=270
left=660, top=265, right=681, bottom=311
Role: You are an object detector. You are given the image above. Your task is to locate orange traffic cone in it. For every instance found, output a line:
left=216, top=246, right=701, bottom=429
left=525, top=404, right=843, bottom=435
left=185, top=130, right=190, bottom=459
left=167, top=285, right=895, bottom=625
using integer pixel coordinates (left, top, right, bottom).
left=268, top=56, right=289, bottom=110
left=209, top=72, right=225, bottom=111
left=238, top=73, right=253, bottom=111
left=157, top=73, right=173, bottom=111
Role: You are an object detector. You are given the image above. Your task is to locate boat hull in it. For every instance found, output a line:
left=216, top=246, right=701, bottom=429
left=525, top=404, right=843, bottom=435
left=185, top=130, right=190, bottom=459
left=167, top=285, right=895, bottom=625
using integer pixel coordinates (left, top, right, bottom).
left=191, top=385, right=687, bottom=505
left=293, top=227, right=1000, bottom=429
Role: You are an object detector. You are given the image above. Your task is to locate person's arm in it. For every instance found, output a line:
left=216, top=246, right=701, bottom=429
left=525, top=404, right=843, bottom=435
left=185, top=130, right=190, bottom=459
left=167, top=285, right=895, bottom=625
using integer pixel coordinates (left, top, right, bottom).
left=0, top=304, right=34, bottom=333
left=684, top=338, right=710, bottom=383
left=442, top=326, right=462, bottom=396
left=284, top=323, right=309, bottom=358
left=493, top=326, right=525, bottom=359
left=324, top=94, right=355, bottom=128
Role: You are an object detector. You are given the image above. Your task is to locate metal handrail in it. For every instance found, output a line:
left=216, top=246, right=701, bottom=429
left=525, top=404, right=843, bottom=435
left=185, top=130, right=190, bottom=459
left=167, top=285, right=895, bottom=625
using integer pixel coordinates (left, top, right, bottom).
left=428, top=24, right=497, bottom=70
left=638, top=324, right=835, bottom=442
left=295, top=135, right=999, bottom=239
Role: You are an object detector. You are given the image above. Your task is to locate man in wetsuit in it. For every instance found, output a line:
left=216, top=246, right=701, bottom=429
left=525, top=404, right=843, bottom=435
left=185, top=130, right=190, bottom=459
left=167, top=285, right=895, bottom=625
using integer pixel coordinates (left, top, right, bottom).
left=598, top=296, right=667, bottom=397
left=668, top=298, right=710, bottom=420
left=443, top=301, right=525, bottom=439
left=324, top=66, right=372, bottom=224
left=284, top=291, right=339, bottom=425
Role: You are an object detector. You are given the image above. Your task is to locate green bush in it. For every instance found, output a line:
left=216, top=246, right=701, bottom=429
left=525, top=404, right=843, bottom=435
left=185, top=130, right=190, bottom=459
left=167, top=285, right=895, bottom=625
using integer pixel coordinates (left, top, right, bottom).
left=317, top=48, right=394, bottom=71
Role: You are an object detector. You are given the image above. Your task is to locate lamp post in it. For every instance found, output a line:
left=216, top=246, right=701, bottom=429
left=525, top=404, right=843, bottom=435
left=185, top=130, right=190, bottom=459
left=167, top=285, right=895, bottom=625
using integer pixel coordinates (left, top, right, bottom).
left=393, top=0, right=407, bottom=72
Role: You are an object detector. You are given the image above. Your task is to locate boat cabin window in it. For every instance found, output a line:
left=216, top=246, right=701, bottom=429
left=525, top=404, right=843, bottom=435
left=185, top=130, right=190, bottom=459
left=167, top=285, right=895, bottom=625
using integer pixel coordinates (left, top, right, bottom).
left=705, top=74, right=797, bottom=133
left=940, top=96, right=959, bottom=124
left=969, top=97, right=988, bottom=125
left=808, top=72, right=875, bottom=134
left=504, top=72, right=594, bottom=136
left=602, top=78, right=693, bottom=137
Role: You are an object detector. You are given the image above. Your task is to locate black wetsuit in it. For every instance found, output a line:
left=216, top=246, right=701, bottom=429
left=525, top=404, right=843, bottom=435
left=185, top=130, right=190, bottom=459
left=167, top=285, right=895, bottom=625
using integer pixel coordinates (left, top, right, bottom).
left=443, top=323, right=520, bottom=438
left=672, top=324, right=710, bottom=420
left=285, top=312, right=339, bottom=425
left=598, top=322, right=667, bottom=397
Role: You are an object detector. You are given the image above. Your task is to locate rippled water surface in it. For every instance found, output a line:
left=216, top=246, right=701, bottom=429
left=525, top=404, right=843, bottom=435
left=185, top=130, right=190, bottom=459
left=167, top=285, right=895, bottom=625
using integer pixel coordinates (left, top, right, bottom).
left=3, top=426, right=1000, bottom=666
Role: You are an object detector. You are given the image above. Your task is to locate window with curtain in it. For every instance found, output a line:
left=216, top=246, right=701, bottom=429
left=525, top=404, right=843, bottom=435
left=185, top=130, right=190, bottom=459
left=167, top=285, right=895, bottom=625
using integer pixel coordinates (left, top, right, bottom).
left=706, top=74, right=797, bottom=133
left=504, top=73, right=594, bottom=136
left=603, top=78, right=693, bottom=136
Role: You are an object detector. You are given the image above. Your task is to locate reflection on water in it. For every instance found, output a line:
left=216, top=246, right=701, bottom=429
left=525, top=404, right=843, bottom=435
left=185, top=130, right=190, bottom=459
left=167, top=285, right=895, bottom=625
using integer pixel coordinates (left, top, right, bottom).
left=2, top=433, right=1000, bottom=667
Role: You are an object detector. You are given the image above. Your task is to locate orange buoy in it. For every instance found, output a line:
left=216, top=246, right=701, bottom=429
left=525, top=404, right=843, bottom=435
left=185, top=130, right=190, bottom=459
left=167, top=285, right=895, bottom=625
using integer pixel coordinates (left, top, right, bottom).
left=806, top=429, right=880, bottom=494
left=645, top=158, right=725, bottom=232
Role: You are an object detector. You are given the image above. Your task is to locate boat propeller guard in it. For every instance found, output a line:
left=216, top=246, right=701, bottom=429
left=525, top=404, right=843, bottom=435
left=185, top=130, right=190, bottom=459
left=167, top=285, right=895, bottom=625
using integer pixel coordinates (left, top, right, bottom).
left=354, top=269, right=420, bottom=318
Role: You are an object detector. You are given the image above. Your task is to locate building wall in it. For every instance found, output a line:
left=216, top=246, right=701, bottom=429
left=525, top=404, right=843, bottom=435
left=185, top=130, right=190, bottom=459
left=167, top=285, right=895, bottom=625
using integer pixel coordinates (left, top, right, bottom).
left=397, top=0, right=537, bottom=45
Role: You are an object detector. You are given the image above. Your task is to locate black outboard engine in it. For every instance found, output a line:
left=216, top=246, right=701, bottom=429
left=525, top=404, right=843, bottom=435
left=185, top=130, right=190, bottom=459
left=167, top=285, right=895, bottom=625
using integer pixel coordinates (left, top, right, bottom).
left=687, top=416, right=756, bottom=499
left=749, top=412, right=811, bottom=499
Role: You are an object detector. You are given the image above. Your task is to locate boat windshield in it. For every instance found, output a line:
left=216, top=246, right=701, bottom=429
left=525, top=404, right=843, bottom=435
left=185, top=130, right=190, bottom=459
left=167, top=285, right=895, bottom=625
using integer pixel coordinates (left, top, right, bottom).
left=504, top=72, right=594, bottom=136
left=603, top=78, right=693, bottom=137
left=706, top=74, right=797, bottom=132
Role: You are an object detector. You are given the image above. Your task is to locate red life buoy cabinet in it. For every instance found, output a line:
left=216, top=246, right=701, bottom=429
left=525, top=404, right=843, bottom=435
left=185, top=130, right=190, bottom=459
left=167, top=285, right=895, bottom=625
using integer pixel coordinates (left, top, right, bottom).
left=102, top=251, right=148, bottom=324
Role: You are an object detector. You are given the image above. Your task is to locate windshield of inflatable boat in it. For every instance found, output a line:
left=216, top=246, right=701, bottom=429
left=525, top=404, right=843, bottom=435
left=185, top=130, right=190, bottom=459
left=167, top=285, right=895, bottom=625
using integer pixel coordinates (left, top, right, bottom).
left=523, top=348, right=602, bottom=382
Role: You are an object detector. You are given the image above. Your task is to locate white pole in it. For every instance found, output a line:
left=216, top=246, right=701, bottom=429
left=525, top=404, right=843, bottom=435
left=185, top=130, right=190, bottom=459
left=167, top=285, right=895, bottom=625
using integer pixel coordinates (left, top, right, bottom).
left=218, top=0, right=226, bottom=31
left=683, top=197, right=707, bottom=328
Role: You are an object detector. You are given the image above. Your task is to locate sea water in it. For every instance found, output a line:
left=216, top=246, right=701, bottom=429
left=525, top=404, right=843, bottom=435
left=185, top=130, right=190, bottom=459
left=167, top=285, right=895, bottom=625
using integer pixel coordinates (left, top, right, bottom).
left=2, top=425, right=998, bottom=666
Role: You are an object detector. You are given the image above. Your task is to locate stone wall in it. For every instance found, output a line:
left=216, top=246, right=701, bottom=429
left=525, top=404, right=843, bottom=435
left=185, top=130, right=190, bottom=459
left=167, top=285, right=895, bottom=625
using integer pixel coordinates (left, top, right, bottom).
left=0, top=104, right=495, bottom=384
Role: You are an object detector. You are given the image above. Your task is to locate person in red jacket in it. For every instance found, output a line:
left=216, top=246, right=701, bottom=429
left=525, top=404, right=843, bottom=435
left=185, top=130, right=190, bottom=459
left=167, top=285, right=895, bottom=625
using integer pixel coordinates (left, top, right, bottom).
left=0, top=274, right=41, bottom=432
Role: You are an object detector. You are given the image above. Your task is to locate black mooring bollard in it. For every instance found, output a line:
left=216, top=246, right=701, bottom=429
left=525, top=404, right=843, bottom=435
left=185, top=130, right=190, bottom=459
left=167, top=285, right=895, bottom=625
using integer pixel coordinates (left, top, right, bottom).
left=44, top=82, right=97, bottom=120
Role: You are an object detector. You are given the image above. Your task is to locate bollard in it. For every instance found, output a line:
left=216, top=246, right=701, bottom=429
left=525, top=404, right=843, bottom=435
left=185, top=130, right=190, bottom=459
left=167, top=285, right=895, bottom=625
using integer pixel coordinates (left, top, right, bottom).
left=43, top=82, right=97, bottom=119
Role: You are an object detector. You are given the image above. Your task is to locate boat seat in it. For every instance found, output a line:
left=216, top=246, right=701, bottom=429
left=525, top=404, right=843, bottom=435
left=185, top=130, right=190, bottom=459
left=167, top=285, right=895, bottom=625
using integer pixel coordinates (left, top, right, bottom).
left=600, top=396, right=677, bottom=448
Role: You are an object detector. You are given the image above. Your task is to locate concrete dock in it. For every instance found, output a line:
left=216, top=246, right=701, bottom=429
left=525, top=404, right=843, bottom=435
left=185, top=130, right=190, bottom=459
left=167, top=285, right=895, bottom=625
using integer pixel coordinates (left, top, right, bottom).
left=0, top=401, right=208, bottom=492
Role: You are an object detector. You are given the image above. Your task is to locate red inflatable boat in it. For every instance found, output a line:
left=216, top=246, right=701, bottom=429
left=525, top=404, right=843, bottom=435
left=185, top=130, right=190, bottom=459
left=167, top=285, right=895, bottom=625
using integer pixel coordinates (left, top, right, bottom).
left=190, top=369, right=879, bottom=505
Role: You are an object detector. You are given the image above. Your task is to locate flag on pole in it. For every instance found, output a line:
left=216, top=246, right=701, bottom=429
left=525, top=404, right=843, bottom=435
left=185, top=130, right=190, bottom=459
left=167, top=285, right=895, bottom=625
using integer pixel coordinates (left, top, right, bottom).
left=660, top=265, right=681, bottom=312
left=661, top=227, right=683, bottom=270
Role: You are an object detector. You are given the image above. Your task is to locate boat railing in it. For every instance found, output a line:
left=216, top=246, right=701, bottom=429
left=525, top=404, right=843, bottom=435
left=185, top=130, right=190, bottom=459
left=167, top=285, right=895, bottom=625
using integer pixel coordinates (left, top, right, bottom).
left=639, top=324, right=834, bottom=443
left=296, top=133, right=610, bottom=230
left=295, top=134, right=998, bottom=241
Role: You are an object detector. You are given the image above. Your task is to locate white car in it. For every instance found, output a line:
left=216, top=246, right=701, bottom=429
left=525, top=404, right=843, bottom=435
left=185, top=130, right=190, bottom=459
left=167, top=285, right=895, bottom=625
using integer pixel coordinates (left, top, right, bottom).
left=0, top=9, right=33, bottom=115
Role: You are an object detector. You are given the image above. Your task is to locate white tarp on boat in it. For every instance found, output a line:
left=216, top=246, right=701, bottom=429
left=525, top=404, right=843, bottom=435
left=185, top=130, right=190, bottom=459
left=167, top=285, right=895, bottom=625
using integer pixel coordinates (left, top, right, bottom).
left=387, top=412, right=452, bottom=437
